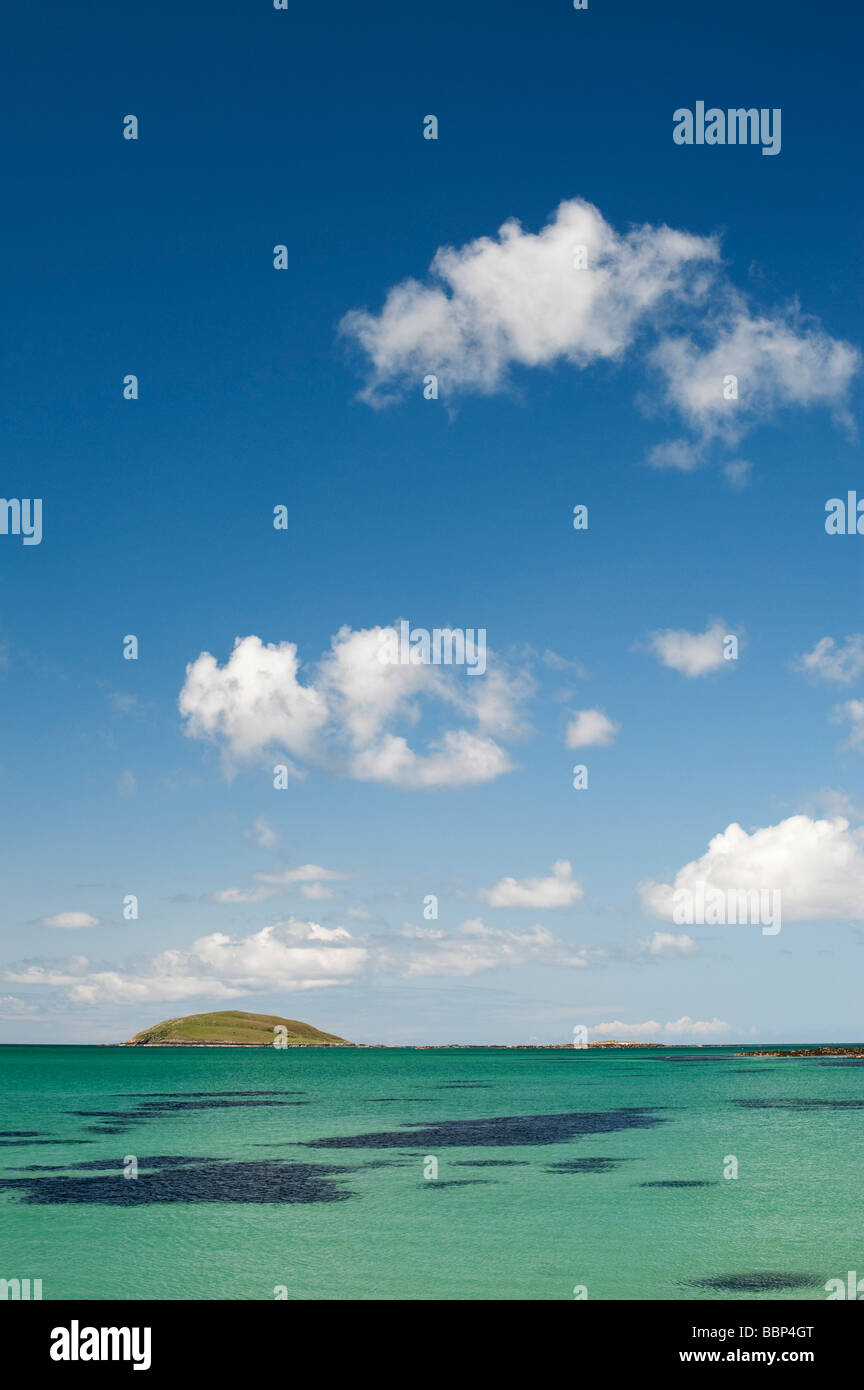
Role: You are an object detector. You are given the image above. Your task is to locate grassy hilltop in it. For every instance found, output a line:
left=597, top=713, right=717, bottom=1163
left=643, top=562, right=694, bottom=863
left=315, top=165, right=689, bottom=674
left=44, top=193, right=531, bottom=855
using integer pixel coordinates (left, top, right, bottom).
left=124, top=1010, right=352, bottom=1047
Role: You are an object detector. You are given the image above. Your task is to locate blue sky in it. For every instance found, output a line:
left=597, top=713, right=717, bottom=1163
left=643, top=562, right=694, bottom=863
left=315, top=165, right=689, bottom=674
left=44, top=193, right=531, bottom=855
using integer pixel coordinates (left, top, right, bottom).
left=2, top=0, right=863, bottom=1043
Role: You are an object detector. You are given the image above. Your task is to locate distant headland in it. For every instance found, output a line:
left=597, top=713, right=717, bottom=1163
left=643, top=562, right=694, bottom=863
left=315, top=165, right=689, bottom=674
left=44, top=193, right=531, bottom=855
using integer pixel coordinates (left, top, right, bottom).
left=115, top=1013, right=864, bottom=1053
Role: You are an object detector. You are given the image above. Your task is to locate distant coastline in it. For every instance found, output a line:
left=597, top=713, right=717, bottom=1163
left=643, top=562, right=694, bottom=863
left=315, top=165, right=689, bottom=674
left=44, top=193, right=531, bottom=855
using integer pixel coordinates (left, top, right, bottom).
left=111, top=1040, right=864, bottom=1054
left=106, top=1011, right=864, bottom=1052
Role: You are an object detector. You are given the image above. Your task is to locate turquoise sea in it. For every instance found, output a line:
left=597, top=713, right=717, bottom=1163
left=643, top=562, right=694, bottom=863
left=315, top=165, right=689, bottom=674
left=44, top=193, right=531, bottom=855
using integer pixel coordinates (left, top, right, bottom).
left=0, top=1044, right=860, bottom=1301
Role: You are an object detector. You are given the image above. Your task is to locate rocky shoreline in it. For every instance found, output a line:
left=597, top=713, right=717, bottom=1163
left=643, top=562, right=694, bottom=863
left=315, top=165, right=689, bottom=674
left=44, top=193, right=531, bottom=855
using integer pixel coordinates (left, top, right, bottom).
left=736, top=1047, right=864, bottom=1058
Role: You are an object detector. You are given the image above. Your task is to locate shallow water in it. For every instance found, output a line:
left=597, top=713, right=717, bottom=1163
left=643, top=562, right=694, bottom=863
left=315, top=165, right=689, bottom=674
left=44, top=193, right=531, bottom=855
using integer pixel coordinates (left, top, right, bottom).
left=0, top=1045, right=858, bottom=1300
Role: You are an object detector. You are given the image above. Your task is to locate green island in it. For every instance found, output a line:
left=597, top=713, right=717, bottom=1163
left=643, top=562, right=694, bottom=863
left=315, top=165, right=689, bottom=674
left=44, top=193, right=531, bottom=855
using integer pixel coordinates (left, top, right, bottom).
left=122, top=1010, right=352, bottom=1047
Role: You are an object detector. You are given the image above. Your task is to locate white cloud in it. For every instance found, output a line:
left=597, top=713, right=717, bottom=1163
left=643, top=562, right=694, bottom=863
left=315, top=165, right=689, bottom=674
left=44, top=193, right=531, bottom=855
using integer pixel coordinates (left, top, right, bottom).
left=0, top=994, right=44, bottom=1020
left=207, top=864, right=348, bottom=905
left=300, top=883, right=335, bottom=901
left=543, top=649, right=587, bottom=675
left=807, top=788, right=863, bottom=821
left=205, top=886, right=277, bottom=904
left=798, top=635, right=864, bottom=683
left=341, top=196, right=858, bottom=460
left=179, top=625, right=530, bottom=790
left=646, top=438, right=704, bottom=472
left=638, top=931, right=700, bottom=958
left=643, top=621, right=731, bottom=677
left=565, top=708, right=619, bottom=748
left=347, top=728, right=512, bottom=788
left=179, top=635, right=328, bottom=768
left=255, top=864, right=347, bottom=886
left=6, top=919, right=367, bottom=1005
left=831, top=699, right=864, bottom=750
left=39, top=912, right=100, bottom=929
left=246, top=817, right=279, bottom=849
left=589, top=1017, right=730, bottom=1039
left=109, top=693, right=138, bottom=714
left=641, top=815, right=864, bottom=921
left=650, top=305, right=859, bottom=446
left=722, top=459, right=753, bottom=489
left=483, top=859, right=583, bottom=909
left=7, top=915, right=593, bottom=1004
left=8, top=909, right=704, bottom=1010
left=117, top=770, right=136, bottom=796
left=379, top=918, right=591, bottom=978
left=342, top=198, right=718, bottom=401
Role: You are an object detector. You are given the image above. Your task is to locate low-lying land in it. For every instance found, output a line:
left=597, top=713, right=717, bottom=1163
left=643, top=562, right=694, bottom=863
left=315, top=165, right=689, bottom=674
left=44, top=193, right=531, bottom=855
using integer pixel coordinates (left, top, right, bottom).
left=737, top=1047, right=864, bottom=1058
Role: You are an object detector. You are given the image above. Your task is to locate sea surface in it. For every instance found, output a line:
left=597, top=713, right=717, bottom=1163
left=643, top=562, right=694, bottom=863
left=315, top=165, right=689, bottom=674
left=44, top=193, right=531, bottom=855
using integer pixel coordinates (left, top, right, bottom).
left=0, top=1044, right=860, bottom=1301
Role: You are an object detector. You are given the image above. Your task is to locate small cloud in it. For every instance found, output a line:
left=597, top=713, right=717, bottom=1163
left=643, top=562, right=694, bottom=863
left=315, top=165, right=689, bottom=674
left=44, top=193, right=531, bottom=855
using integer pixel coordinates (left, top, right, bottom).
left=638, top=931, right=700, bottom=958
left=722, top=459, right=752, bottom=489
left=246, top=817, right=279, bottom=850
left=300, top=883, right=336, bottom=901
left=565, top=708, right=619, bottom=749
left=831, top=699, right=864, bottom=750
left=483, top=860, right=583, bottom=909
left=642, top=621, right=732, bottom=678
left=205, top=886, right=277, bottom=904
left=254, top=864, right=347, bottom=886
left=109, top=693, right=139, bottom=713
left=117, top=770, right=136, bottom=796
left=807, top=788, right=863, bottom=821
left=646, top=438, right=703, bottom=472
left=39, top=912, right=100, bottom=929
left=543, top=649, right=587, bottom=675
left=797, top=635, right=864, bottom=683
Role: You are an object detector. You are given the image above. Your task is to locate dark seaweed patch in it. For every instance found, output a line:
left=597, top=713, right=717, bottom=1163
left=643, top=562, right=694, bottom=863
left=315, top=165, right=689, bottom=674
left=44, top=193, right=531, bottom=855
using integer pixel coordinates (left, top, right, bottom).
left=0, top=1131, right=42, bottom=1138
left=0, top=1158, right=357, bottom=1205
left=20, top=1155, right=206, bottom=1173
left=307, top=1107, right=665, bottom=1150
left=548, top=1157, right=630, bottom=1174
left=453, top=1160, right=530, bottom=1167
left=691, top=1272, right=818, bottom=1292
left=435, top=1083, right=491, bottom=1089
left=75, top=1099, right=310, bottom=1118
left=0, top=1138, right=92, bottom=1147
left=71, top=1096, right=311, bottom=1134
left=732, top=1099, right=864, bottom=1110
left=424, top=1179, right=497, bottom=1188
left=641, top=1180, right=717, bottom=1188
left=114, top=1090, right=307, bottom=1097
left=666, top=1055, right=734, bottom=1063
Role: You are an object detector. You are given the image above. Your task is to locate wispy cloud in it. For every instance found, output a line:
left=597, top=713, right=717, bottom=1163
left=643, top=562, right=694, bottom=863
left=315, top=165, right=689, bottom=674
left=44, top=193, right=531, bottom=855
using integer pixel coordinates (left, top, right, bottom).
left=797, top=635, right=864, bottom=683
